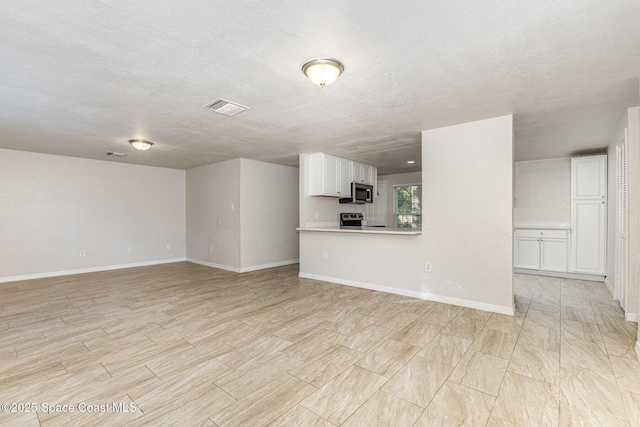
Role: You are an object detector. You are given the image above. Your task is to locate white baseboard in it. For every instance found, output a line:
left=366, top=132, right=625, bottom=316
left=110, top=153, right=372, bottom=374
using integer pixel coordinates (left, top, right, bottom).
left=604, top=278, right=614, bottom=295
left=625, top=312, right=639, bottom=322
left=187, top=258, right=299, bottom=273
left=238, top=259, right=299, bottom=273
left=636, top=341, right=640, bottom=361
left=514, top=268, right=605, bottom=282
left=298, top=272, right=514, bottom=316
left=0, top=258, right=187, bottom=283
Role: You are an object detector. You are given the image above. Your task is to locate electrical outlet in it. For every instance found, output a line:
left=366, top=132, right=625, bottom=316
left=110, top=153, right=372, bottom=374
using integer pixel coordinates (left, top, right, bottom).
left=231, top=203, right=235, bottom=210
left=80, top=250, right=86, bottom=257
left=209, top=246, right=213, bottom=253
left=425, top=262, right=432, bottom=272
left=166, top=244, right=171, bottom=250
left=322, top=251, right=328, bottom=259
left=127, top=247, right=132, bottom=253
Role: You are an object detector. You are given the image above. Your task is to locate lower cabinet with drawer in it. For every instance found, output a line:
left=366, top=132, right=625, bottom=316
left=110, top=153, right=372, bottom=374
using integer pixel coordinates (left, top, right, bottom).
left=514, top=229, right=568, bottom=272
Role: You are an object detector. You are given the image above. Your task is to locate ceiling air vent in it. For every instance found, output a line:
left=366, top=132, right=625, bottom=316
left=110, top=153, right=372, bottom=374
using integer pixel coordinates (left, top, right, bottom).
left=106, top=152, right=128, bottom=157
left=202, top=98, right=249, bottom=117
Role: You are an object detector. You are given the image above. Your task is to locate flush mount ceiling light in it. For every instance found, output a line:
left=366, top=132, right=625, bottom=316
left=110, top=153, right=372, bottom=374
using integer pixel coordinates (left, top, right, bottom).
left=302, top=57, right=344, bottom=87
left=129, top=139, right=153, bottom=151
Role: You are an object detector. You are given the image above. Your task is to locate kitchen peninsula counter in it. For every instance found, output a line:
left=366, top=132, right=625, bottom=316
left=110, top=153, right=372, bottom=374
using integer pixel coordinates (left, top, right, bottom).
left=297, top=226, right=421, bottom=235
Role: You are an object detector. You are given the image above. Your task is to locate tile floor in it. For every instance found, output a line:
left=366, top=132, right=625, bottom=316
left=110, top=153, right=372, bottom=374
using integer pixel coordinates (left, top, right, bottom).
left=0, top=263, right=638, bottom=426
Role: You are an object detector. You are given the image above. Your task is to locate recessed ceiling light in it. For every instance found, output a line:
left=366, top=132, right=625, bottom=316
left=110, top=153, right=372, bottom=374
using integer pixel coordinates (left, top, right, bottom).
left=407, top=160, right=415, bottom=164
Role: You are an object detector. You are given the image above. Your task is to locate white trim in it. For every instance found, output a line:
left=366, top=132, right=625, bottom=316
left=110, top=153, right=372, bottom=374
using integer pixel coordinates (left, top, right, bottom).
left=625, top=312, right=638, bottom=322
left=0, top=258, right=187, bottom=283
left=187, top=258, right=299, bottom=273
left=186, top=258, right=241, bottom=273
left=299, top=272, right=514, bottom=316
left=635, top=341, right=640, bottom=361
left=239, top=259, right=299, bottom=273
left=605, top=278, right=615, bottom=296
left=514, top=268, right=605, bottom=282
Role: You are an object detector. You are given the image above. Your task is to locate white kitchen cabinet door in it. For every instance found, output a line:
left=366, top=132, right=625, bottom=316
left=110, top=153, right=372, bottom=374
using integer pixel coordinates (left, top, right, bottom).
left=309, top=153, right=351, bottom=197
left=571, top=155, right=607, bottom=200
left=337, top=157, right=351, bottom=196
left=571, top=199, right=607, bottom=274
left=514, top=236, right=541, bottom=270
left=352, top=162, right=376, bottom=185
left=540, top=238, right=568, bottom=272
left=352, top=162, right=365, bottom=183
left=372, top=167, right=378, bottom=197
left=323, top=154, right=339, bottom=196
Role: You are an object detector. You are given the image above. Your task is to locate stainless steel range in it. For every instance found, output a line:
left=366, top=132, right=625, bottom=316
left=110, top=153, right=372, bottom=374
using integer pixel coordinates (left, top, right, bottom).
left=340, top=212, right=363, bottom=229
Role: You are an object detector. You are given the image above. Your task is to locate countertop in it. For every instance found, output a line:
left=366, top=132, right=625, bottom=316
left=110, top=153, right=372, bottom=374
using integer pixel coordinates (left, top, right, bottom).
left=513, top=222, right=571, bottom=230
left=297, top=226, right=422, bottom=235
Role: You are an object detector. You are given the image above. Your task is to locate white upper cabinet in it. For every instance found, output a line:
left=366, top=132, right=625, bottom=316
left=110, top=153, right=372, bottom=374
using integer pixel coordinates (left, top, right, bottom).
left=309, top=153, right=376, bottom=197
left=571, top=155, right=607, bottom=200
left=338, top=157, right=352, bottom=196
left=352, top=162, right=374, bottom=185
left=309, top=153, right=351, bottom=197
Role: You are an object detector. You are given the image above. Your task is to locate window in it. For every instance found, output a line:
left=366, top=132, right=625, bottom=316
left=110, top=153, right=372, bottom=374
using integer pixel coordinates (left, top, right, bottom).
left=394, top=184, right=422, bottom=229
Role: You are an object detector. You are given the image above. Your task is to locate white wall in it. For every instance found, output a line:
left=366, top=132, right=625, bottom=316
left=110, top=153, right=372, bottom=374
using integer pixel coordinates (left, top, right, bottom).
left=630, top=107, right=640, bottom=355
left=300, top=115, right=514, bottom=314
left=186, top=158, right=299, bottom=272
left=378, top=172, right=422, bottom=227
left=625, top=107, right=640, bottom=322
left=514, top=158, right=571, bottom=224
left=0, top=149, right=186, bottom=281
left=186, top=159, right=241, bottom=269
left=421, top=115, right=514, bottom=310
left=240, top=158, right=299, bottom=270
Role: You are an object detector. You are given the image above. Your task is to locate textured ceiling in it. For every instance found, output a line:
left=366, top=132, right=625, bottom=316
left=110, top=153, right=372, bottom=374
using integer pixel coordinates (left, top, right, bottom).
left=1, top=1, right=639, bottom=175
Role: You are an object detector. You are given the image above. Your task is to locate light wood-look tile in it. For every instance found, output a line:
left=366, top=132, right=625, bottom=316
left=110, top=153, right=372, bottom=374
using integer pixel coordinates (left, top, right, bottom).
left=470, top=328, right=518, bottom=359
left=415, top=381, right=495, bottom=426
left=559, top=367, right=629, bottom=426
left=449, top=350, right=509, bottom=396
left=290, top=345, right=362, bottom=388
left=341, top=390, right=423, bottom=426
left=508, top=344, right=559, bottom=385
left=416, top=332, right=473, bottom=367
left=268, top=404, right=334, bottom=427
left=355, top=338, right=420, bottom=378
left=381, top=355, right=452, bottom=407
left=391, top=320, right=442, bottom=347
left=300, top=366, right=387, bottom=425
left=211, top=374, right=316, bottom=427
left=0, top=265, right=636, bottom=426
left=493, top=372, right=559, bottom=427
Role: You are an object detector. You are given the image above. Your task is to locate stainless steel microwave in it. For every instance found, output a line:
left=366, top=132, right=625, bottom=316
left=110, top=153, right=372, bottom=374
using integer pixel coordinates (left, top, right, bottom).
left=339, top=182, right=373, bottom=204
